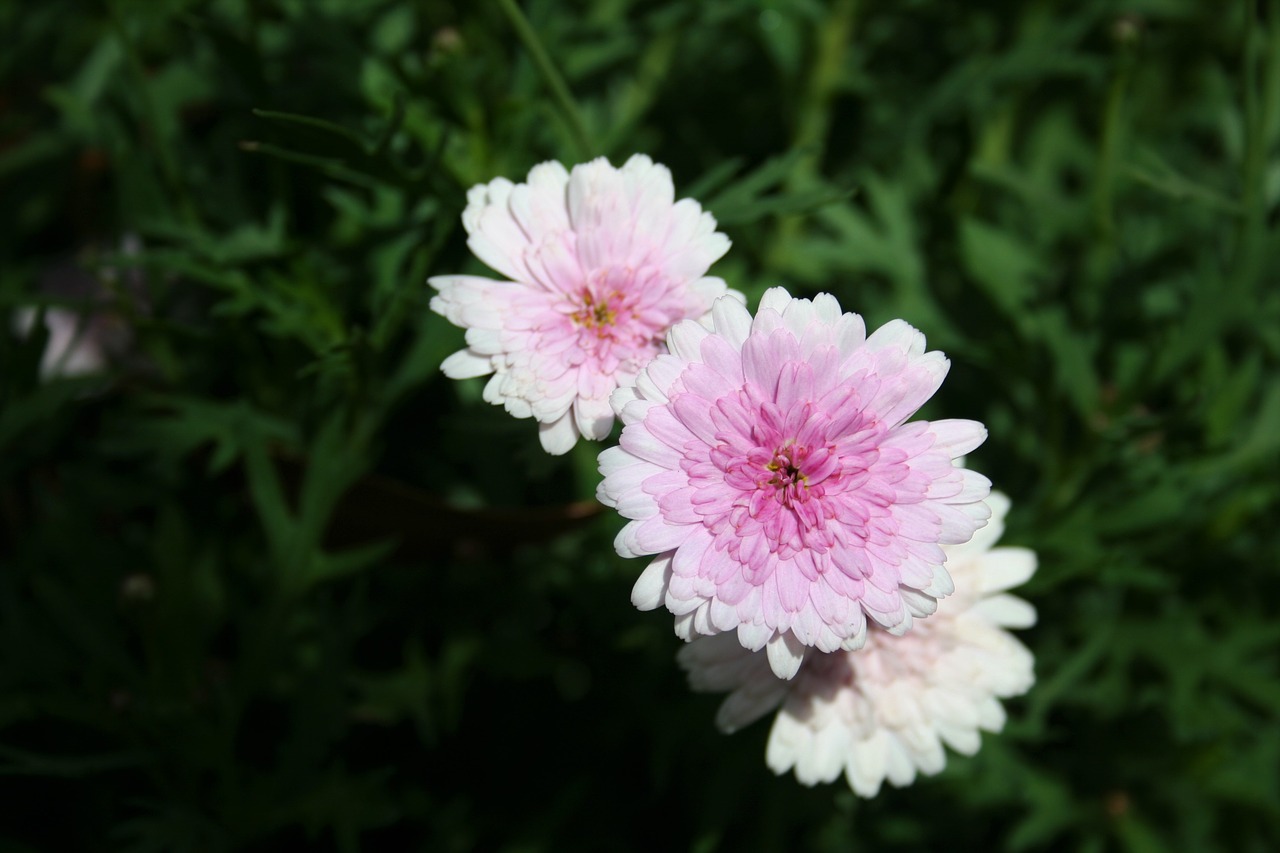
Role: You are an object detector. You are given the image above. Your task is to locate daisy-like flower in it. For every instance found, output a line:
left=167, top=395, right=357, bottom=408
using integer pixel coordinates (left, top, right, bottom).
left=598, top=287, right=991, bottom=678
left=678, top=493, right=1036, bottom=797
left=429, top=155, right=735, bottom=455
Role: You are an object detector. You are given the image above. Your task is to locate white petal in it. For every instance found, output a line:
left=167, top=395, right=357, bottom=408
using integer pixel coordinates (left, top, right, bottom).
left=765, top=632, right=806, bottom=680
left=673, top=612, right=698, bottom=640
left=806, top=721, right=848, bottom=784
left=837, top=617, right=869, bottom=650
left=631, top=555, right=673, bottom=610
left=440, top=349, right=493, bottom=379
left=865, top=317, right=926, bottom=355
left=508, top=162, right=571, bottom=239
left=467, top=223, right=526, bottom=283
left=538, top=411, right=579, bottom=455
left=971, top=594, right=1037, bottom=628
left=666, top=319, right=710, bottom=363
left=614, top=520, right=644, bottom=558
left=811, top=292, right=842, bottom=324
left=983, top=491, right=1012, bottom=525
left=574, top=396, right=615, bottom=441
left=883, top=736, right=918, bottom=788
left=937, top=721, right=981, bottom=756
left=710, top=291, right=754, bottom=349
left=929, top=419, right=989, bottom=458
left=736, top=621, right=773, bottom=652
left=765, top=714, right=806, bottom=775
left=899, top=587, right=940, bottom=618
left=716, top=681, right=787, bottom=734
left=780, top=296, right=817, bottom=340
left=758, top=286, right=795, bottom=315
left=462, top=176, right=513, bottom=233
left=845, top=734, right=888, bottom=798
left=976, top=547, right=1037, bottom=594
left=834, top=313, right=867, bottom=356
left=610, top=385, right=640, bottom=418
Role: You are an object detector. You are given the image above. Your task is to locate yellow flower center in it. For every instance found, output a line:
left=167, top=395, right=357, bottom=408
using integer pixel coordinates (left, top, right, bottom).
left=573, top=291, right=619, bottom=336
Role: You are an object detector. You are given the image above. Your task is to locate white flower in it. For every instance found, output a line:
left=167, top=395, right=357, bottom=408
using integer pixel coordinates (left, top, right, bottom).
left=14, top=307, right=108, bottom=379
left=430, top=155, right=735, bottom=454
left=678, top=492, right=1036, bottom=797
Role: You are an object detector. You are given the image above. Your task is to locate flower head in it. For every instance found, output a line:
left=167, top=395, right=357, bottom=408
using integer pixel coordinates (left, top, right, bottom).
left=15, top=307, right=108, bottom=379
left=598, top=287, right=991, bottom=678
left=678, top=493, right=1036, bottom=797
left=429, top=155, right=735, bottom=454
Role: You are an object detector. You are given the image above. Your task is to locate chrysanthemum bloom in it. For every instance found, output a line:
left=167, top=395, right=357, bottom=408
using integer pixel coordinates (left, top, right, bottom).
left=429, top=155, right=735, bottom=454
left=598, top=287, right=991, bottom=678
left=678, top=493, right=1036, bottom=796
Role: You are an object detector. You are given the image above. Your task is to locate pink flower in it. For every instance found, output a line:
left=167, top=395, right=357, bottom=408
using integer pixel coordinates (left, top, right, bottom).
left=678, top=493, right=1036, bottom=797
left=598, top=288, right=991, bottom=678
left=429, top=155, right=735, bottom=455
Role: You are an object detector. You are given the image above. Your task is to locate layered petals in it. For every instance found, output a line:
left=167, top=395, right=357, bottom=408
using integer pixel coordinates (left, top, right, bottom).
left=599, top=287, right=991, bottom=677
left=430, top=155, right=735, bottom=454
left=678, top=493, right=1037, bottom=797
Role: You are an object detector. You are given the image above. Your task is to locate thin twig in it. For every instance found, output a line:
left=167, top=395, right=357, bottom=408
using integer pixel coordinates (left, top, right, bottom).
left=496, top=0, right=594, bottom=158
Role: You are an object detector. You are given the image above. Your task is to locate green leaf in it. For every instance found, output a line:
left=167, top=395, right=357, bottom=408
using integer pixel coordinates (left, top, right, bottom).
left=1031, top=307, right=1099, bottom=419
left=702, top=148, right=811, bottom=220
left=958, top=217, right=1040, bottom=316
left=1126, top=147, right=1242, bottom=215
left=251, top=109, right=368, bottom=151
left=0, top=745, right=149, bottom=778
left=712, top=184, right=853, bottom=226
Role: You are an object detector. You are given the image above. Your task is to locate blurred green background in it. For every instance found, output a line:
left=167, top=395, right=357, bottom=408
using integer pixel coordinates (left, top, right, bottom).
left=2, top=0, right=1278, bottom=849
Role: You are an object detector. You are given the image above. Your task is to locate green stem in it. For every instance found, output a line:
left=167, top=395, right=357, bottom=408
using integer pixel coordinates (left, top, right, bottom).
left=1237, top=0, right=1278, bottom=288
left=105, top=4, right=200, bottom=226
left=1093, top=55, right=1131, bottom=242
left=497, top=0, right=594, bottom=158
left=1083, top=33, right=1135, bottom=312
left=769, top=0, right=857, bottom=266
left=792, top=0, right=857, bottom=170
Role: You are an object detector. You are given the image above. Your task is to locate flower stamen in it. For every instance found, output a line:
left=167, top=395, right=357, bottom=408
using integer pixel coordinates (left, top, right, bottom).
left=572, top=290, right=621, bottom=338
left=765, top=443, right=809, bottom=507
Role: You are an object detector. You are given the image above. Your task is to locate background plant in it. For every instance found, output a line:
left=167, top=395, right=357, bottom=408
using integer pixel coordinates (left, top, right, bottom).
left=1, top=0, right=1278, bottom=850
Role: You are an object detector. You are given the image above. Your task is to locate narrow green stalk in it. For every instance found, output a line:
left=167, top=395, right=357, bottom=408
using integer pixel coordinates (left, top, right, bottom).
left=106, top=4, right=201, bottom=226
left=769, top=0, right=857, bottom=266
left=1083, top=33, right=1135, bottom=308
left=1093, top=58, right=1131, bottom=241
left=792, top=0, right=858, bottom=169
left=1237, top=0, right=1278, bottom=288
left=497, top=0, right=594, bottom=158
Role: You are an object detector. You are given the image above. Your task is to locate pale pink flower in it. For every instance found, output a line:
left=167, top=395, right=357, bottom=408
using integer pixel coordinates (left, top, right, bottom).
left=678, top=493, right=1036, bottom=797
left=598, top=287, right=991, bottom=678
left=429, top=155, right=735, bottom=455
left=14, top=307, right=109, bottom=379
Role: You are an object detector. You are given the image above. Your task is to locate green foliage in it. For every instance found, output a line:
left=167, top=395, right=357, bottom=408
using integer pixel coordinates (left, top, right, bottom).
left=2, top=0, right=1278, bottom=849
